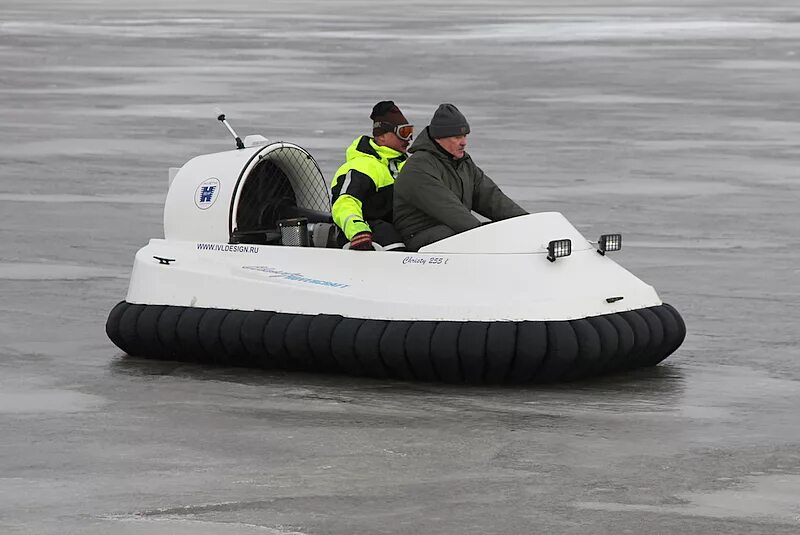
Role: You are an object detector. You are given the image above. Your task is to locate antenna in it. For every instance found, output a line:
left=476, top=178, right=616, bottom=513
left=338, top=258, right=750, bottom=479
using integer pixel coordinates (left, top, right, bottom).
left=214, top=107, right=244, bottom=149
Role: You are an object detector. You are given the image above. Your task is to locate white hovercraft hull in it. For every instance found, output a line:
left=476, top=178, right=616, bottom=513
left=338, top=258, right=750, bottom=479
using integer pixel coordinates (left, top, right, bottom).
left=106, top=139, right=685, bottom=383
left=126, top=213, right=658, bottom=322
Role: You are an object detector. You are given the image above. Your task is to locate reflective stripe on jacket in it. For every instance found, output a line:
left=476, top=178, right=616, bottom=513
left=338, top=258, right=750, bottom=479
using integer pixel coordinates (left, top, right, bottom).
left=331, top=136, right=406, bottom=240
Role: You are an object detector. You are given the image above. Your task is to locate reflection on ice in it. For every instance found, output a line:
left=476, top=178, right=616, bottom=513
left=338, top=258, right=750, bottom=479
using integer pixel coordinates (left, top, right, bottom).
left=0, top=193, right=164, bottom=204
left=0, top=377, right=105, bottom=413
left=576, top=474, right=800, bottom=525
left=100, top=516, right=308, bottom=535
left=454, top=20, right=799, bottom=42
left=0, top=19, right=238, bottom=39
left=3, top=14, right=798, bottom=43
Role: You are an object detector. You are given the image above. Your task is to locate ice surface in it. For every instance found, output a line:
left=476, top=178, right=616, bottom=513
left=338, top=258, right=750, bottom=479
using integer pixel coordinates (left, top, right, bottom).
left=576, top=474, right=800, bottom=524
left=0, top=388, right=105, bottom=414
left=0, top=193, right=164, bottom=204
left=0, top=262, right=126, bottom=280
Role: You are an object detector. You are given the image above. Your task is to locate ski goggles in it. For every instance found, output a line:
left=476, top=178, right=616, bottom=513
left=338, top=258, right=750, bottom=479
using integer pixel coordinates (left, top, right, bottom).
left=375, top=122, right=414, bottom=141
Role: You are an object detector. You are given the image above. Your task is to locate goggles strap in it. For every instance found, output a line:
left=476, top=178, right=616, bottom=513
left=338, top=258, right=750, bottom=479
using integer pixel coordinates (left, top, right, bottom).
left=374, top=122, right=414, bottom=140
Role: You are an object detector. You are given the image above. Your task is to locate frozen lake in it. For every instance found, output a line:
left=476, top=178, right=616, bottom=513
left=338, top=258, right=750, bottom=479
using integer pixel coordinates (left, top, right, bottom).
left=1, top=1, right=799, bottom=533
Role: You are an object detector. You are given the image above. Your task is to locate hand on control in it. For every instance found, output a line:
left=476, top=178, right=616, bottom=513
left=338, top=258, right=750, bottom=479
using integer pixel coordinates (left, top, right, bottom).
left=349, top=232, right=374, bottom=251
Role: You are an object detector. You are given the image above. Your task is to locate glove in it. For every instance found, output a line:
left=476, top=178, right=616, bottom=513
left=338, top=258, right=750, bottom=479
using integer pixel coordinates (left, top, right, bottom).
left=349, top=231, right=374, bottom=251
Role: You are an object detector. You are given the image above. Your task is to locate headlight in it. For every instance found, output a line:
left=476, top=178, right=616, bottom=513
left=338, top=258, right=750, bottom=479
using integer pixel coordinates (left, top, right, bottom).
left=547, top=239, right=572, bottom=262
left=597, top=234, right=622, bottom=255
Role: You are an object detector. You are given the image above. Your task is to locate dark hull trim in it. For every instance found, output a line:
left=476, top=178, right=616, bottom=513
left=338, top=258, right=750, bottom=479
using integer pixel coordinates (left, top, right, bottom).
left=106, top=301, right=686, bottom=384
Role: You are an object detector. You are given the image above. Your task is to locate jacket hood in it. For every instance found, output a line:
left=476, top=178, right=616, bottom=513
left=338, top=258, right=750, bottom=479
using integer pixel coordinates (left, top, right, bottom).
left=345, top=135, right=405, bottom=164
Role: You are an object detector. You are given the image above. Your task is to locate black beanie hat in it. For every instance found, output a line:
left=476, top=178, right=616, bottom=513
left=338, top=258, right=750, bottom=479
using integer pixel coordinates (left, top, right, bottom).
left=428, top=103, right=470, bottom=139
left=370, top=101, right=408, bottom=137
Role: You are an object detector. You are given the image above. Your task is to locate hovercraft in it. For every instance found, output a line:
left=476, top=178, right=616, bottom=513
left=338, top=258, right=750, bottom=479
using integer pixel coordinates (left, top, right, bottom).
left=106, top=115, right=686, bottom=384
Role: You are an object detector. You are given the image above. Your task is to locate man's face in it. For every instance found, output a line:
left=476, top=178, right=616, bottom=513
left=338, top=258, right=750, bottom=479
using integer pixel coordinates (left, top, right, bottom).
left=436, top=134, right=468, bottom=159
left=375, top=131, right=411, bottom=154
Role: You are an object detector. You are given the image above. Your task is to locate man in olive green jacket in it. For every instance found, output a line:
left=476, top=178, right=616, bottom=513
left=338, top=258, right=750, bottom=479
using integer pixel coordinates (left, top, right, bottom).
left=393, top=103, right=528, bottom=251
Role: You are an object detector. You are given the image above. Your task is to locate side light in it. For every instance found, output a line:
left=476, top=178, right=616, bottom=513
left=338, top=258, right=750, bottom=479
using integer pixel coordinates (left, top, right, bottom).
left=547, top=239, right=572, bottom=262
left=597, top=234, right=622, bottom=255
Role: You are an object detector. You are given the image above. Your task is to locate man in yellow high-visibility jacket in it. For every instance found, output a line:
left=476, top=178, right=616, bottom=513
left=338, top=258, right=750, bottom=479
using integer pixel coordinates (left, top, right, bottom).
left=330, top=101, right=413, bottom=251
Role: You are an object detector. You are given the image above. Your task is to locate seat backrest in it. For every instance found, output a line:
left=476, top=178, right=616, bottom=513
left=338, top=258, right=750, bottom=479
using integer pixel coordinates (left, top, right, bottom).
left=310, top=222, right=337, bottom=248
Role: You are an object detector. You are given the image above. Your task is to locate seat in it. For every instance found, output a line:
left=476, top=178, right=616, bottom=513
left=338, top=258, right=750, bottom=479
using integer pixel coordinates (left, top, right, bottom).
left=310, top=222, right=338, bottom=248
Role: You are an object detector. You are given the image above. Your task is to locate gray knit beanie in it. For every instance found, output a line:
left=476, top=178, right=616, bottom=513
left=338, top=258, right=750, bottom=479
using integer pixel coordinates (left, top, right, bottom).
left=428, top=103, right=470, bottom=139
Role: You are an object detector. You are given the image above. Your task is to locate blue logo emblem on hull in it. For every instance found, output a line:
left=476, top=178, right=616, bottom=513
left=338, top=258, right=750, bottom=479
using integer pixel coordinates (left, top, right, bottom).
left=195, top=178, right=221, bottom=209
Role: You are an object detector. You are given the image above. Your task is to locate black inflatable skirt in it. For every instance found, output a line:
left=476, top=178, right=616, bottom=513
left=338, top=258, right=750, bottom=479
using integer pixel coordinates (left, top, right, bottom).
left=106, top=301, right=685, bottom=384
